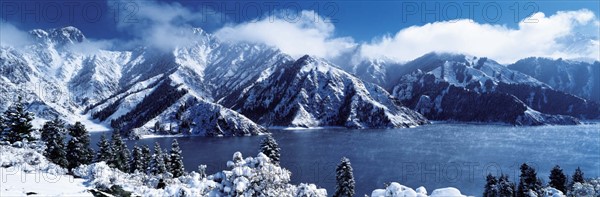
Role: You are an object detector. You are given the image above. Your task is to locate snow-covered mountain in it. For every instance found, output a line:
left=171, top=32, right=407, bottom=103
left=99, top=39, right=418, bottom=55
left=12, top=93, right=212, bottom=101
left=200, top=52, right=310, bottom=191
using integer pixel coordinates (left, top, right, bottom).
left=221, top=55, right=428, bottom=128
left=1, top=26, right=429, bottom=137
left=386, top=53, right=597, bottom=125
left=508, top=57, right=600, bottom=103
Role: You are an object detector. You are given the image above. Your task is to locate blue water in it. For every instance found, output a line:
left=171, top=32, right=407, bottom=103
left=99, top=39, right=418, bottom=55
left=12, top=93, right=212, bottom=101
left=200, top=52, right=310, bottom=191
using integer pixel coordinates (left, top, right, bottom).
left=90, top=123, right=600, bottom=196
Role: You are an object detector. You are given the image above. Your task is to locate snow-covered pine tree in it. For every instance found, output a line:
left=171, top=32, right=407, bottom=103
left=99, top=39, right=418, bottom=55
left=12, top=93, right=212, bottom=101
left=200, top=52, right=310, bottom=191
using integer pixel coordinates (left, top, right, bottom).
left=66, top=122, right=93, bottom=169
left=517, top=163, right=542, bottom=197
left=163, top=148, right=172, bottom=173
left=148, top=142, right=167, bottom=175
left=572, top=167, right=584, bottom=184
left=1, top=97, right=35, bottom=143
left=334, top=157, right=355, bottom=197
left=198, top=164, right=207, bottom=179
left=549, top=165, right=567, bottom=193
left=95, top=134, right=113, bottom=163
left=41, top=117, right=68, bottom=168
left=169, top=139, right=185, bottom=178
left=141, top=144, right=151, bottom=173
left=498, top=174, right=515, bottom=197
left=110, top=130, right=130, bottom=172
left=260, top=134, right=280, bottom=164
left=130, top=144, right=145, bottom=173
left=0, top=113, right=5, bottom=141
left=483, top=174, right=498, bottom=197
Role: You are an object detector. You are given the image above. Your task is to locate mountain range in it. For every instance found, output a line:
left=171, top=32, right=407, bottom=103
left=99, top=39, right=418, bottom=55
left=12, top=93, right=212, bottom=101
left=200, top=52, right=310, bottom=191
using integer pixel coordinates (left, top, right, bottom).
left=1, top=26, right=598, bottom=137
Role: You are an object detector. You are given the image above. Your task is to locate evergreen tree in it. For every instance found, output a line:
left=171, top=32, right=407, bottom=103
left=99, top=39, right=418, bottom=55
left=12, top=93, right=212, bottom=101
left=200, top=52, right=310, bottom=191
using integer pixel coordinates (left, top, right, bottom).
left=2, top=97, right=35, bottom=143
left=66, top=122, right=94, bottom=169
left=517, top=163, right=542, bottom=197
left=0, top=113, right=5, bottom=140
left=572, top=167, right=584, bottom=184
left=41, top=118, right=68, bottom=168
left=498, top=174, right=515, bottom=197
left=169, top=139, right=185, bottom=178
left=148, top=142, right=167, bottom=175
left=259, top=135, right=280, bottom=164
left=130, top=145, right=144, bottom=173
left=334, top=157, right=355, bottom=197
left=95, top=134, right=113, bottom=163
left=483, top=174, right=498, bottom=197
left=549, top=165, right=567, bottom=193
left=163, top=148, right=172, bottom=173
left=110, top=130, right=130, bottom=172
left=141, top=145, right=151, bottom=173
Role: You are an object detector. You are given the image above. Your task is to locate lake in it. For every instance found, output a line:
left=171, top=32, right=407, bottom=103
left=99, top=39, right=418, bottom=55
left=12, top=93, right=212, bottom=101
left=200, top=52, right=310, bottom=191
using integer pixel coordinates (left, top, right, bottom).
left=90, top=122, right=600, bottom=196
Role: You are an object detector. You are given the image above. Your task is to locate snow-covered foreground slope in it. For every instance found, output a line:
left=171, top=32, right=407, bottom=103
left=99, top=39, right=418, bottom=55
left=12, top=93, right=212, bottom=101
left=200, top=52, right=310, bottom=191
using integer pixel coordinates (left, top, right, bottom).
left=223, top=55, right=428, bottom=128
left=0, top=144, right=328, bottom=197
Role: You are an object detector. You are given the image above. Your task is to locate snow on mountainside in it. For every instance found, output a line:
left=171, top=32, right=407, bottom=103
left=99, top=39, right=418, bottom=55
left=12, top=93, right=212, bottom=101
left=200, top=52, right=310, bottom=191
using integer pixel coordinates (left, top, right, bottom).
left=390, top=53, right=589, bottom=125
left=2, top=26, right=429, bottom=136
left=222, top=55, right=428, bottom=128
left=508, top=57, right=600, bottom=103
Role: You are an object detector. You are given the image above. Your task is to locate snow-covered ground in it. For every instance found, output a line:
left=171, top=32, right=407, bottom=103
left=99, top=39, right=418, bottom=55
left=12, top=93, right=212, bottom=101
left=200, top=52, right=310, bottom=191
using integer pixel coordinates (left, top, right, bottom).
left=1, top=168, right=92, bottom=196
left=0, top=144, right=328, bottom=196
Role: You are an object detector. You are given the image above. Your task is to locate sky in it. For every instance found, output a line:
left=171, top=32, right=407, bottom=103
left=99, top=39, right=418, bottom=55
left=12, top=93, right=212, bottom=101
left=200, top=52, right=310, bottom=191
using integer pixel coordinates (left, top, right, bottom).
left=1, top=0, right=599, bottom=63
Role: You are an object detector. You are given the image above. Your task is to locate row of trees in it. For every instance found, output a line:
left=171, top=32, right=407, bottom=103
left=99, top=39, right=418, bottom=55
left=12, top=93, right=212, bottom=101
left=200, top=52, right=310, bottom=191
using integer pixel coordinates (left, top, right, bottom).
left=484, top=163, right=587, bottom=197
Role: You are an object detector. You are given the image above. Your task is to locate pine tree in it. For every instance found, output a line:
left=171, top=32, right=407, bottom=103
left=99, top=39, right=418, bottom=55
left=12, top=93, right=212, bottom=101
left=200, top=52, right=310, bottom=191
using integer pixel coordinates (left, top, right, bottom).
left=169, top=139, right=185, bottom=178
left=260, top=135, right=280, bottom=164
left=572, top=167, right=584, bottom=184
left=148, top=142, right=167, bottom=175
left=141, top=145, right=151, bottom=173
left=517, top=163, right=542, bottom=197
left=549, top=165, right=567, bottom=193
left=484, top=174, right=498, bottom=197
left=110, top=130, right=130, bottom=172
left=95, top=134, right=113, bottom=163
left=130, top=145, right=144, bottom=173
left=498, top=174, right=515, bottom=197
left=334, top=157, right=355, bottom=197
left=66, top=122, right=94, bottom=169
left=163, top=148, right=172, bottom=173
left=41, top=117, right=68, bottom=168
left=2, top=97, right=35, bottom=143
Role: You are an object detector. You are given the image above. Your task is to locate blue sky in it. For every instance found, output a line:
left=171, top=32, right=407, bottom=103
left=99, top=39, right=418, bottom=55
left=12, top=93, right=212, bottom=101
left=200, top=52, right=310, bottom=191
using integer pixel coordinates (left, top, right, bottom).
left=1, top=0, right=598, bottom=41
left=1, top=0, right=599, bottom=63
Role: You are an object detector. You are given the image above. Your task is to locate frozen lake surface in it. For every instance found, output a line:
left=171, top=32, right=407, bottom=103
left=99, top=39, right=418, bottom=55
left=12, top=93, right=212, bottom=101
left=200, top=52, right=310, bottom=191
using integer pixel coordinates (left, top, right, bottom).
left=91, top=122, right=600, bottom=196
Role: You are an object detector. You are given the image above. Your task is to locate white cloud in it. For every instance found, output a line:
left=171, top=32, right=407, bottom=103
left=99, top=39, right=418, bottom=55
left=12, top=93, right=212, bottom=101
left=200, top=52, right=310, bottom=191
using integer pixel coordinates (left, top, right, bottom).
left=110, top=0, right=222, bottom=51
left=214, top=10, right=356, bottom=59
left=0, top=22, right=32, bottom=47
left=359, top=9, right=600, bottom=64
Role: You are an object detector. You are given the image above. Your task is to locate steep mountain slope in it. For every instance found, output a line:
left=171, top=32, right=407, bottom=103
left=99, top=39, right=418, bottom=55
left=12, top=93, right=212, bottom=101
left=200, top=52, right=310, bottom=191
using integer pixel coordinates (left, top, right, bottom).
left=508, top=57, right=600, bottom=103
left=2, top=26, right=428, bottom=137
left=390, top=53, right=594, bottom=125
left=222, top=55, right=428, bottom=128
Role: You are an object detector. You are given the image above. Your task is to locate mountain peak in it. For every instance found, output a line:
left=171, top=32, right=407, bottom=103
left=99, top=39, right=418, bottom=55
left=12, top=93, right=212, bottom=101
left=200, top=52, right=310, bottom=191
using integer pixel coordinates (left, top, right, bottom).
left=29, top=26, right=85, bottom=45
left=49, top=26, right=85, bottom=44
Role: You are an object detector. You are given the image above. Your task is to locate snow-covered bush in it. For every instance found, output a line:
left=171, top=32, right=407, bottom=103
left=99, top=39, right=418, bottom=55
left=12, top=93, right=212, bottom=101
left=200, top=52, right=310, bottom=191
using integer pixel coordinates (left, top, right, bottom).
left=540, top=187, right=566, bottom=197
left=209, top=152, right=326, bottom=197
left=0, top=144, right=67, bottom=175
left=370, top=182, right=466, bottom=197
left=567, top=179, right=600, bottom=197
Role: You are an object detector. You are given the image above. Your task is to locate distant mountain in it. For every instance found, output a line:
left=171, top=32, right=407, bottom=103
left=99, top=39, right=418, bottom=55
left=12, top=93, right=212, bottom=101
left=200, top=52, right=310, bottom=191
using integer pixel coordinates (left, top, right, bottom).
left=508, top=57, right=600, bottom=103
left=387, top=53, right=598, bottom=125
left=222, top=55, right=428, bottom=128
